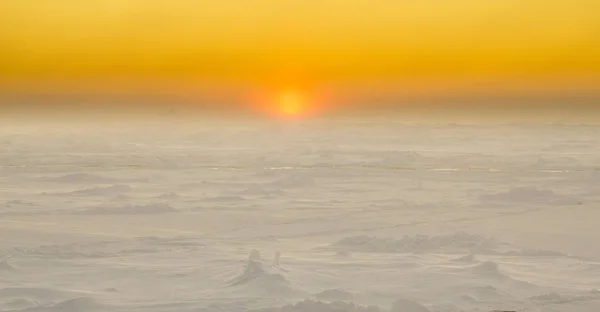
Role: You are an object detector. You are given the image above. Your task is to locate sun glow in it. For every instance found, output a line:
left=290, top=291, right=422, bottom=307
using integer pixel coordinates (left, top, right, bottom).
left=278, top=91, right=303, bottom=116
left=250, top=87, right=327, bottom=118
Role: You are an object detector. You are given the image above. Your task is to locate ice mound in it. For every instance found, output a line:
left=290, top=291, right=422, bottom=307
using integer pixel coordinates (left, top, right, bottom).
left=273, top=251, right=281, bottom=266
left=453, top=253, right=477, bottom=262
left=157, top=192, right=180, bottom=199
left=0, top=258, right=15, bottom=271
left=5, top=200, right=34, bottom=206
left=332, top=232, right=498, bottom=254
left=239, top=185, right=286, bottom=198
left=530, top=292, right=563, bottom=302
left=389, top=298, right=430, bottom=312
left=370, top=150, right=424, bottom=167
left=67, top=184, right=132, bottom=196
left=227, top=250, right=290, bottom=289
left=78, top=203, right=176, bottom=215
left=206, top=195, right=246, bottom=202
left=315, top=289, right=354, bottom=301
left=480, top=186, right=580, bottom=205
left=44, top=173, right=113, bottom=183
left=503, top=248, right=570, bottom=257
left=0, top=287, right=82, bottom=304
left=529, top=291, right=600, bottom=304
left=250, top=298, right=430, bottom=312
left=18, top=235, right=207, bottom=259
left=2, top=298, right=39, bottom=310
left=532, top=155, right=581, bottom=169
left=335, top=251, right=352, bottom=258
left=468, top=261, right=502, bottom=276
left=466, top=285, right=513, bottom=302
left=136, top=235, right=206, bottom=248
left=24, top=297, right=105, bottom=312
left=270, top=174, right=315, bottom=189
left=331, top=233, right=570, bottom=258
left=249, top=299, right=381, bottom=312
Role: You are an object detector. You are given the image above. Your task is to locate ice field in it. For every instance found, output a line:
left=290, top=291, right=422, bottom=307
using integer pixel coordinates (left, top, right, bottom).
left=1, top=118, right=600, bottom=312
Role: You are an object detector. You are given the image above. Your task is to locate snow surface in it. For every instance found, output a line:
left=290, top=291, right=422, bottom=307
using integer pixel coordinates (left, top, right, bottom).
left=2, top=119, right=600, bottom=312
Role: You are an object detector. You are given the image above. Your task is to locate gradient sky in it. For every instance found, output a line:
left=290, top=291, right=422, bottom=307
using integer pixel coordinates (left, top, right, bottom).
left=1, top=0, right=600, bottom=117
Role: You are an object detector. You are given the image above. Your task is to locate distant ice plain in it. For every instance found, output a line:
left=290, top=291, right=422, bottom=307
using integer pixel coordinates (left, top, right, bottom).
left=1, top=118, right=600, bottom=312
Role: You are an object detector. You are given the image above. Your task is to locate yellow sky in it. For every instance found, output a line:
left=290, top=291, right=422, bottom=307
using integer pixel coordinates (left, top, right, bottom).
left=1, top=0, right=600, bottom=97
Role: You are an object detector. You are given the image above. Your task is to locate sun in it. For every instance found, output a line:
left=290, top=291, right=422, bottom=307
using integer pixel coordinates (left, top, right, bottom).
left=251, top=87, right=320, bottom=118
left=278, top=91, right=303, bottom=116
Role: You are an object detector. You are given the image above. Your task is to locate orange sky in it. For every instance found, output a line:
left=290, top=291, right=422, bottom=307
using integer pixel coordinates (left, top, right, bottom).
left=1, top=0, right=600, bottom=115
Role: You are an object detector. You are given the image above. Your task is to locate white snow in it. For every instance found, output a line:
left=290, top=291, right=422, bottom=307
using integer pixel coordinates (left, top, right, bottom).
left=2, top=119, right=600, bottom=312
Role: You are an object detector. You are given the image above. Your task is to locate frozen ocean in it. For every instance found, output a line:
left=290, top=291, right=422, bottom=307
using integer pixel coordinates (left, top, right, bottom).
left=1, top=118, right=600, bottom=312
